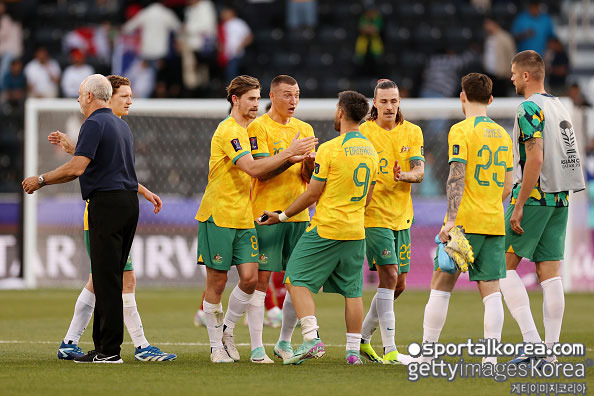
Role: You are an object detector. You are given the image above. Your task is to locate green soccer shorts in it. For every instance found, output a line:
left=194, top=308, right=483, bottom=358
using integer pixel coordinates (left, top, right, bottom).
left=284, top=226, right=365, bottom=298
left=85, top=229, right=133, bottom=272
left=505, top=205, right=568, bottom=262
left=255, top=221, right=308, bottom=272
left=433, top=233, right=505, bottom=281
left=365, top=227, right=411, bottom=274
left=197, top=216, right=259, bottom=270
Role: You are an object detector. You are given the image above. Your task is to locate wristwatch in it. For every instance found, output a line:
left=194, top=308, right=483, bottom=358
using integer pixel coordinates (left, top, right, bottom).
left=38, top=174, right=45, bottom=187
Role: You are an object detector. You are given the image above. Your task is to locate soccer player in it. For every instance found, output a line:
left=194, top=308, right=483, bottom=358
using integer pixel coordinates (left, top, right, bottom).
left=247, top=75, right=316, bottom=363
left=500, top=51, right=585, bottom=364
left=258, top=91, right=379, bottom=365
left=50, top=75, right=176, bottom=362
left=358, top=79, right=425, bottom=364
left=415, top=73, right=513, bottom=365
left=195, top=75, right=317, bottom=363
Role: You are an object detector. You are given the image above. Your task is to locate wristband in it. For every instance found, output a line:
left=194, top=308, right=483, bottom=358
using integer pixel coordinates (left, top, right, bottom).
left=278, top=212, right=289, bottom=222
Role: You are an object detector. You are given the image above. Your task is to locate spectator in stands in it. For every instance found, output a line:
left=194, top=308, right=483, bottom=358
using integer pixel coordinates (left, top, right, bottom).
left=128, top=59, right=156, bottom=98
left=61, top=49, right=95, bottom=98
left=419, top=46, right=478, bottom=137
left=24, top=47, right=61, bottom=98
left=218, top=4, right=253, bottom=82
left=354, top=7, right=384, bottom=63
left=0, top=3, right=23, bottom=86
left=511, top=0, right=555, bottom=56
left=286, top=0, right=317, bottom=32
left=568, top=83, right=591, bottom=109
left=184, top=0, right=217, bottom=60
left=1, top=58, right=26, bottom=105
left=63, top=21, right=114, bottom=66
left=483, top=17, right=516, bottom=97
left=123, top=1, right=181, bottom=63
left=545, top=37, right=569, bottom=96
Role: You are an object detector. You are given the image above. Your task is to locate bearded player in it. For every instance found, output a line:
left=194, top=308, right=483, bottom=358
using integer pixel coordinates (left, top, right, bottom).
left=195, top=75, right=317, bottom=363
left=358, top=79, right=425, bottom=364
left=51, top=75, right=176, bottom=362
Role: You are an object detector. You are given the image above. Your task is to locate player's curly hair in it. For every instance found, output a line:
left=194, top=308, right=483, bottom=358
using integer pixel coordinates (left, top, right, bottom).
left=368, top=79, right=403, bottom=125
left=226, top=75, right=261, bottom=105
left=106, top=75, right=130, bottom=93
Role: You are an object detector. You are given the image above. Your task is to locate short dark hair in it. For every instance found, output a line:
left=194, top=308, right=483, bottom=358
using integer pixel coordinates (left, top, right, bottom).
left=512, top=50, right=545, bottom=81
left=106, top=75, right=130, bottom=93
left=226, top=75, right=261, bottom=105
left=461, top=73, right=492, bottom=104
left=271, top=75, right=297, bottom=88
left=338, top=91, right=369, bottom=123
left=368, top=79, right=404, bottom=124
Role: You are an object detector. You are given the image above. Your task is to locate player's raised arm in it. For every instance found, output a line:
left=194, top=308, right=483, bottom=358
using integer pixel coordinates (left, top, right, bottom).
left=236, top=131, right=317, bottom=178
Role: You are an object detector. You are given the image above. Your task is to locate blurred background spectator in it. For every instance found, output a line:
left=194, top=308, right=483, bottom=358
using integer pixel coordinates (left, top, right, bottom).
left=286, top=0, right=317, bottom=32
left=483, top=17, right=516, bottom=97
left=24, top=47, right=60, bottom=98
left=511, top=0, right=555, bottom=56
left=123, top=1, right=182, bottom=63
left=1, top=58, right=26, bottom=106
left=60, top=49, right=95, bottom=98
left=354, top=6, right=384, bottom=75
left=545, top=36, right=569, bottom=96
left=0, top=2, right=23, bottom=85
left=218, top=4, right=253, bottom=82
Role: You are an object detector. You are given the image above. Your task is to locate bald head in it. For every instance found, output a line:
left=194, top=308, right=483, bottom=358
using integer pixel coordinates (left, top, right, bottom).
left=81, top=74, right=113, bottom=102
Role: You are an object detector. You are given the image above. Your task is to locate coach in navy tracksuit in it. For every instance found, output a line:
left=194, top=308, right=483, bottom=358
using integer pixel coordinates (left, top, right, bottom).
left=23, top=74, right=138, bottom=363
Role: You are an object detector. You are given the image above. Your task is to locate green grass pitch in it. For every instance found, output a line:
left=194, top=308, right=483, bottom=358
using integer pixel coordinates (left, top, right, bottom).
left=0, top=288, right=592, bottom=395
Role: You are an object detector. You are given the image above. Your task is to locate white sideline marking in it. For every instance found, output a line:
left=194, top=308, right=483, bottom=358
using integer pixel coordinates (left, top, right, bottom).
left=2, top=340, right=593, bottom=353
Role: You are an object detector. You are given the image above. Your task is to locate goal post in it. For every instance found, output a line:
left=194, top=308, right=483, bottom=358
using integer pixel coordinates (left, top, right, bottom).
left=21, top=97, right=591, bottom=291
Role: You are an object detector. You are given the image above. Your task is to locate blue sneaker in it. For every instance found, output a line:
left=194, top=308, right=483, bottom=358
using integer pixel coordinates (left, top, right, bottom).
left=58, top=341, right=84, bottom=360
left=509, top=347, right=542, bottom=365
left=134, top=345, right=177, bottom=362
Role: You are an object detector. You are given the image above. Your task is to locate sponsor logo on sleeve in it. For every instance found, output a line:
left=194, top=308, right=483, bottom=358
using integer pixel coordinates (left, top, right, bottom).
left=231, top=138, right=242, bottom=152
left=314, top=163, right=320, bottom=174
left=453, top=145, right=460, bottom=155
left=421, top=146, right=424, bottom=156
left=249, top=137, right=258, bottom=150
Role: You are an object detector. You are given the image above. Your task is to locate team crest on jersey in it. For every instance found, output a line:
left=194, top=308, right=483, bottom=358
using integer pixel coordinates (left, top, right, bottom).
left=421, top=146, right=424, bottom=156
left=249, top=137, right=258, bottom=150
left=314, top=163, right=320, bottom=174
left=382, top=249, right=392, bottom=258
left=213, top=254, right=223, bottom=264
left=231, top=138, right=242, bottom=152
left=453, top=145, right=460, bottom=155
left=259, top=254, right=268, bottom=264
left=400, top=146, right=410, bottom=153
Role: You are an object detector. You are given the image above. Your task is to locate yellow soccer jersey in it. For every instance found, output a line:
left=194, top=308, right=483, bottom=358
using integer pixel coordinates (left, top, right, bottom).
left=195, top=117, right=253, bottom=229
left=447, top=116, right=513, bottom=235
left=360, top=120, right=424, bottom=231
left=248, top=114, right=315, bottom=222
left=309, top=131, right=379, bottom=240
